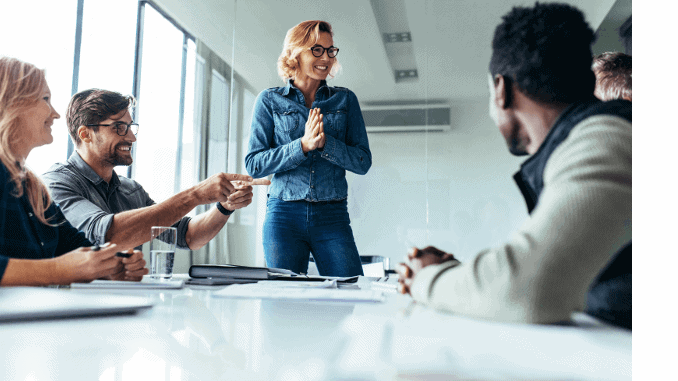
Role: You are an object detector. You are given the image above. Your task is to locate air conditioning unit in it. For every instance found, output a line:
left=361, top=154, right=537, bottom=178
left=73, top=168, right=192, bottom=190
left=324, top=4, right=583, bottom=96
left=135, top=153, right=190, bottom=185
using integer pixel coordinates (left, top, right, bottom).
left=360, top=103, right=451, bottom=133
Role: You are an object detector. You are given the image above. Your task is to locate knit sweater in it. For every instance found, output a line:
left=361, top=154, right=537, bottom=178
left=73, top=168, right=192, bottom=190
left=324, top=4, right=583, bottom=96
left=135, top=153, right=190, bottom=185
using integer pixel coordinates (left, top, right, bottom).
left=410, top=114, right=632, bottom=324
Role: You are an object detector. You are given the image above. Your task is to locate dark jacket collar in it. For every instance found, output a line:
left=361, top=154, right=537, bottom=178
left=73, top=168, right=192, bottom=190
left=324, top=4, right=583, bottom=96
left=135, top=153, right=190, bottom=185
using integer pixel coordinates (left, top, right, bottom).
left=514, top=96, right=631, bottom=214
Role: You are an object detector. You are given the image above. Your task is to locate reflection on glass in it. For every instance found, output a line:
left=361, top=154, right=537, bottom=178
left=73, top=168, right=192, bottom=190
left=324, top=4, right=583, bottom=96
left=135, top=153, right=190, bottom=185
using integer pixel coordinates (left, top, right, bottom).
left=2, top=0, right=77, bottom=174
left=207, top=69, right=229, bottom=177
left=133, top=4, right=184, bottom=203
left=181, top=47, right=202, bottom=219
left=226, top=80, right=240, bottom=225
left=179, top=39, right=197, bottom=198
left=239, top=88, right=257, bottom=226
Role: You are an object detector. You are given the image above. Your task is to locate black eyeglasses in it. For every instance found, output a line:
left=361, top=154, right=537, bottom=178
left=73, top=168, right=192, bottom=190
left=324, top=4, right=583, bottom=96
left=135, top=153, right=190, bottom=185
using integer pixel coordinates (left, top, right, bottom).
left=86, top=122, right=139, bottom=136
left=309, top=45, right=339, bottom=58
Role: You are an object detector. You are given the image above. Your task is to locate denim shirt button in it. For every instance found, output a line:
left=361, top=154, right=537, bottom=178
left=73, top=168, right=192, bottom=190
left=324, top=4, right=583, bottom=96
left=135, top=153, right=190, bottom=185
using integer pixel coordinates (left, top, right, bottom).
left=312, top=171, right=315, bottom=173
left=310, top=185, right=314, bottom=188
left=28, top=212, right=34, bottom=217
left=40, top=242, right=44, bottom=246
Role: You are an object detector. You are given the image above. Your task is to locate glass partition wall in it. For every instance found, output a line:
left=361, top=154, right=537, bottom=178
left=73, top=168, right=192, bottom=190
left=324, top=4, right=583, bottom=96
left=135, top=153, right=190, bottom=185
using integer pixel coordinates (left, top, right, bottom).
left=2, top=0, right=623, bottom=272
left=224, top=0, right=531, bottom=270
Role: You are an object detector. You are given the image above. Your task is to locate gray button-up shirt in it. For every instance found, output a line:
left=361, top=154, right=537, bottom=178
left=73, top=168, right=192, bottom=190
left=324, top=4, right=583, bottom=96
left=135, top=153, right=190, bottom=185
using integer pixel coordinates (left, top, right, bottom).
left=41, top=152, right=191, bottom=249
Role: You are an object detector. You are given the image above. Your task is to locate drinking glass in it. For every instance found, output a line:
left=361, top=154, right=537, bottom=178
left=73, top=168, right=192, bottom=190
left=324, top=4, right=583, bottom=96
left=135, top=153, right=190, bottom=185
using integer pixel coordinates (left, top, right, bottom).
left=149, top=226, right=177, bottom=280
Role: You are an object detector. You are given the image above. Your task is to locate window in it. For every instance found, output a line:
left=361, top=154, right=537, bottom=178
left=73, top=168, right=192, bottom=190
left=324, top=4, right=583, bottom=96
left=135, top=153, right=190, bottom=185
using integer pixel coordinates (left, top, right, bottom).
left=179, top=39, right=199, bottom=194
left=78, top=0, right=137, bottom=95
left=132, top=3, right=186, bottom=203
left=206, top=69, right=230, bottom=178
left=1, top=1, right=78, bottom=175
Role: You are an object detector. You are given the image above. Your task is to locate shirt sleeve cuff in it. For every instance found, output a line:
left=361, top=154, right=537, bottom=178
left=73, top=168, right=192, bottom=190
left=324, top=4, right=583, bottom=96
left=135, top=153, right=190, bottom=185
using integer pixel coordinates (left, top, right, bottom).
left=320, top=135, right=336, bottom=162
left=410, top=259, right=461, bottom=304
left=93, top=214, right=115, bottom=245
left=294, top=138, right=308, bottom=160
left=174, top=216, right=192, bottom=249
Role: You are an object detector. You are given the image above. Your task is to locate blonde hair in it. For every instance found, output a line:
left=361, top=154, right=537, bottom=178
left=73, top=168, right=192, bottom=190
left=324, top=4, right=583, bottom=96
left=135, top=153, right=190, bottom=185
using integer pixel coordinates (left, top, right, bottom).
left=277, top=20, right=341, bottom=81
left=0, top=57, right=53, bottom=225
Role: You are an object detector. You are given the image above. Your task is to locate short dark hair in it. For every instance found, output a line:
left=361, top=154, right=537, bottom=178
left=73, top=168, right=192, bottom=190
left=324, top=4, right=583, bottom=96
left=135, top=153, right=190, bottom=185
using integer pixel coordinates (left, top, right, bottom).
left=592, top=52, right=632, bottom=101
left=66, top=89, right=135, bottom=146
left=489, top=2, right=596, bottom=104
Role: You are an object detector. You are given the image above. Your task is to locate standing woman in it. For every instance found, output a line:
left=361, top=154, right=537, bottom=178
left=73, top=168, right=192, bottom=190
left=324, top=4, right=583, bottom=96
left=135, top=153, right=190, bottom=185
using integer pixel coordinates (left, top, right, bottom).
left=246, top=20, right=371, bottom=276
left=0, top=57, right=147, bottom=286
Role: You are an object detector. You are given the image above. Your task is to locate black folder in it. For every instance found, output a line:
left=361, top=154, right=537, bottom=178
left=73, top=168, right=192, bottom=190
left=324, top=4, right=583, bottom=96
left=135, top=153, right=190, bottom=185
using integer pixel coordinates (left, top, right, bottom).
left=188, top=264, right=359, bottom=283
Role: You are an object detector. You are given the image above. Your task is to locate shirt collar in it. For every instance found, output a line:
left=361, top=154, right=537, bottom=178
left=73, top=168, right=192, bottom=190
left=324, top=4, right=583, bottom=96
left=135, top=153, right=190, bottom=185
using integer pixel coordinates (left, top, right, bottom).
left=68, top=151, right=121, bottom=188
left=283, top=79, right=330, bottom=101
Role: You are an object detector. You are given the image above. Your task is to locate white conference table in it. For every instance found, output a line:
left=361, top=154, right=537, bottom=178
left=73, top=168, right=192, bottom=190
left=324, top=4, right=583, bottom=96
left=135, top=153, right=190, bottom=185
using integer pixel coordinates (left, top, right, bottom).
left=0, top=276, right=631, bottom=381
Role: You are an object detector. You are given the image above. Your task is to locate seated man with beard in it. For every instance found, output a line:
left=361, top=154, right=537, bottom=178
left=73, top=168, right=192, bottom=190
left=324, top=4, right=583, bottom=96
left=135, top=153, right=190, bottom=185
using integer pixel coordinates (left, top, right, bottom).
left=42, top=89, right=269, bottom=251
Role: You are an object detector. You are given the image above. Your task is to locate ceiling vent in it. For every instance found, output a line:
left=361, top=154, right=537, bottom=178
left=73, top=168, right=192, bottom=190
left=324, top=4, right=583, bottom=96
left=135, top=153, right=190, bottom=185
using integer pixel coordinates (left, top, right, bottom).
left=361, top=103, right=451, bottom=133
left=370, top=0, right=418, bottom=83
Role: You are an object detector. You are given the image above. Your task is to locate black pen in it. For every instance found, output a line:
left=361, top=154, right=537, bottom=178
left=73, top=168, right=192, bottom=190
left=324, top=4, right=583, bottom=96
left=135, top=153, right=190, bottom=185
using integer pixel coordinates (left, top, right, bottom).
left=91, top=243, right=130, bottom=257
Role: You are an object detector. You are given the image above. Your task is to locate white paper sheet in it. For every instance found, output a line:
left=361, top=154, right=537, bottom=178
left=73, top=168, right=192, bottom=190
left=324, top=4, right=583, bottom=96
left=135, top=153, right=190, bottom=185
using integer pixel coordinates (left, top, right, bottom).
left=255, top=279, right=338, bottom=288
left=70, top=279, right=185, bottom=289
left=213, top=283, right=384, bottom=302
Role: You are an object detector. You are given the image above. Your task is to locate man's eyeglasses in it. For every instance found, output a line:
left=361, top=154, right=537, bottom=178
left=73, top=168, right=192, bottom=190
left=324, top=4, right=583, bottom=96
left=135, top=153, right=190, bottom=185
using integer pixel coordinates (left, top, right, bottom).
left=309, top=45, right=339, bottom=58
left=86, top=122, right=139, bottom=136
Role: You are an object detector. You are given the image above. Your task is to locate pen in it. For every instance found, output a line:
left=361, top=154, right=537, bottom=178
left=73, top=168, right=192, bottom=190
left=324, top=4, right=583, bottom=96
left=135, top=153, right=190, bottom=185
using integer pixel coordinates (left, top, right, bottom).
left=92, top=244, right=130, bottom=257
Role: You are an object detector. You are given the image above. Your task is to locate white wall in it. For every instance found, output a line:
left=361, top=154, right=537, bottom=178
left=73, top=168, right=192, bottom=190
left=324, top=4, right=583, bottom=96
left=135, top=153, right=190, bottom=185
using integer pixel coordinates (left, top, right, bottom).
left=347, top=98, right=527, bottom=267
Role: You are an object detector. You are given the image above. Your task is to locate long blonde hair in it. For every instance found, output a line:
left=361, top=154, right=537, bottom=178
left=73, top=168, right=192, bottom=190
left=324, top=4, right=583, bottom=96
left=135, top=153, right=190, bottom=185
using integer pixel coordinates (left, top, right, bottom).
left=0, top=57, right=53, bottom=225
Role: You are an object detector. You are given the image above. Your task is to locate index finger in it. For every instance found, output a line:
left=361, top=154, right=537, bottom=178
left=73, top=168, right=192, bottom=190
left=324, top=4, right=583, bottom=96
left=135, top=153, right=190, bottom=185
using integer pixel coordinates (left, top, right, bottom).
left=221, top=173, right=253, bottom=182
left=249, top=178, right=271, bottom=186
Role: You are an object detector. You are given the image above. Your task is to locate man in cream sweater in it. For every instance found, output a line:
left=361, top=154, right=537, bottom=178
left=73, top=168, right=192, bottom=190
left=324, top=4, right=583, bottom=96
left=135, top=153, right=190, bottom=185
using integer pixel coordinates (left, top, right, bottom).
left=397, top=3, right=632, bottom=330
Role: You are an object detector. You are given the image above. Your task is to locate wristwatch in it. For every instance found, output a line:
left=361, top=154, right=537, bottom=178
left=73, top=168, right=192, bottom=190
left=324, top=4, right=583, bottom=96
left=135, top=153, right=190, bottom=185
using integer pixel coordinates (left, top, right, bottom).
left=215, top=202, right=235, bottom=216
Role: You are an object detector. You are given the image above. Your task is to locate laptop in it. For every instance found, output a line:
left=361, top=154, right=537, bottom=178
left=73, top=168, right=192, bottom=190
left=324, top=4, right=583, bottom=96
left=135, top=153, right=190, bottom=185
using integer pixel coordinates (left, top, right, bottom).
left=0, top=287, right=153, bottom=322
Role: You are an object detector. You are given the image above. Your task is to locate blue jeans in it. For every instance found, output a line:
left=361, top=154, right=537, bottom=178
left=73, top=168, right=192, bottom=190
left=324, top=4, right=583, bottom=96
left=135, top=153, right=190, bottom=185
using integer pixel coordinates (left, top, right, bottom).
left=263, top=197, right=364, bottom=277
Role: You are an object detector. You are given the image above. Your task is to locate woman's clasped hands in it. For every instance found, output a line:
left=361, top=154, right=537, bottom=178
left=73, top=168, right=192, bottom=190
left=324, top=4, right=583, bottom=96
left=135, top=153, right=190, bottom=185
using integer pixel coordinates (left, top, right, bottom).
left=301, top=108, right=326, bottom=153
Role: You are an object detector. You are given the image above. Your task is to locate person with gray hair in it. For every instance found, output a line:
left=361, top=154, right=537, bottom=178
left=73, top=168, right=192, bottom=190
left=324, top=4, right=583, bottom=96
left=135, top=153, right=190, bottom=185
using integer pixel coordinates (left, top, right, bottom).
left=592, top=52, right=632, bottom=101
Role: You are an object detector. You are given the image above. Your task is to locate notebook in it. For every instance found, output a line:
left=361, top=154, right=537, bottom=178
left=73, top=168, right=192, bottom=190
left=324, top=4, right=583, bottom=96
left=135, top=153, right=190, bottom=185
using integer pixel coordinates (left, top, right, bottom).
left=0, top=287, right=153, bottom=322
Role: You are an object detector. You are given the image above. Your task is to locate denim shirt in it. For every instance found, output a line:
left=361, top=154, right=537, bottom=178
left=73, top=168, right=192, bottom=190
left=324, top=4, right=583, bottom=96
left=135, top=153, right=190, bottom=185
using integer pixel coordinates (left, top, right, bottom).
left=245, top=80, right=372, bottom=201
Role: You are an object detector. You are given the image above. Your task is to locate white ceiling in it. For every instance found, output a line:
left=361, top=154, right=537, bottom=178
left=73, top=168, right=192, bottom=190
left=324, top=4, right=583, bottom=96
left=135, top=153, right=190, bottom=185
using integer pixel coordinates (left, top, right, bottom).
left=154, top=0, right=620, bottom=103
